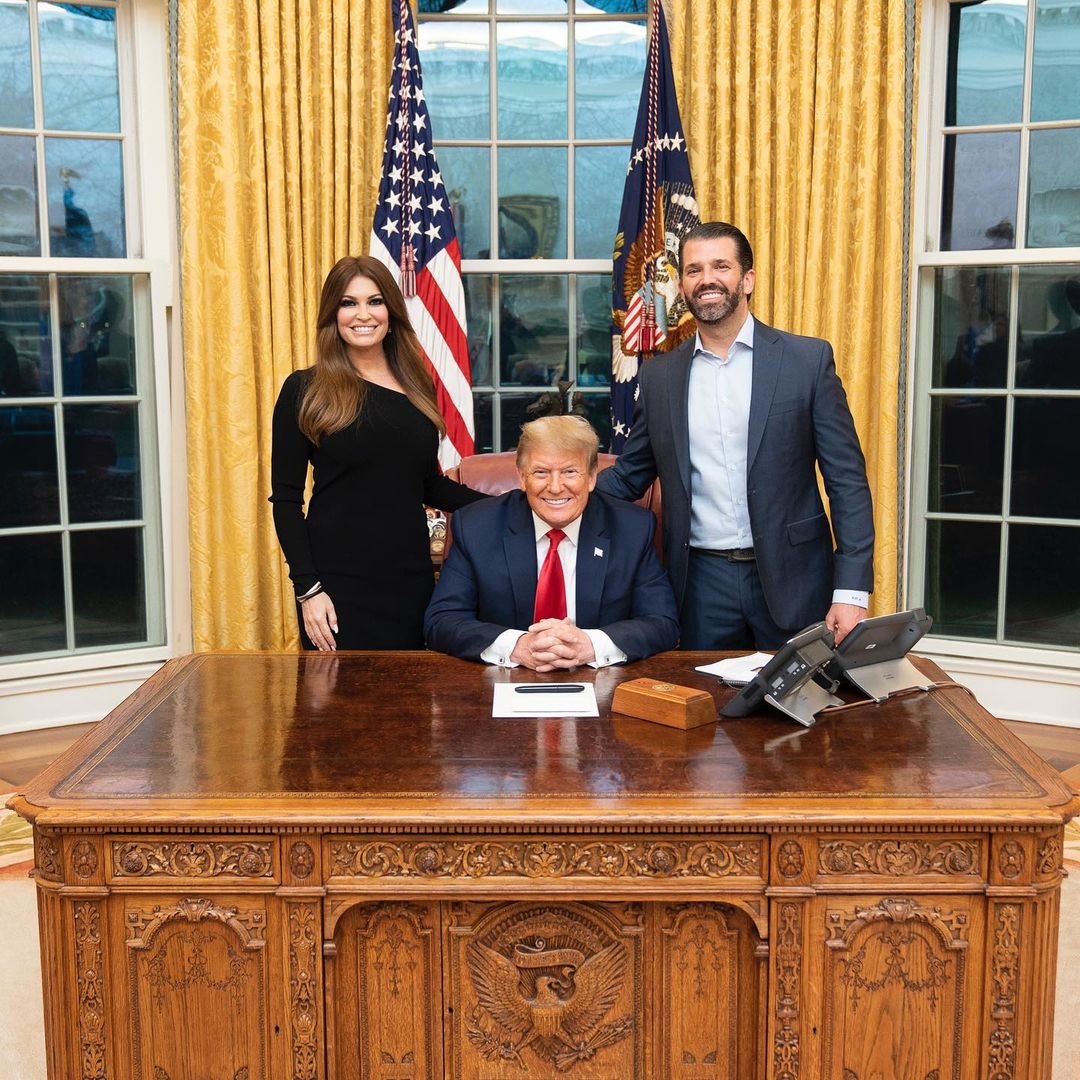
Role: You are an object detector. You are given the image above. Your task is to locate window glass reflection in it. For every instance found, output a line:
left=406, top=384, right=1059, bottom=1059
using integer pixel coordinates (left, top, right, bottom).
left=1031, top=0, right=1080, bottom=122
left=71, top=526, right=148, bottom=648
left=59, top=276, right=137, bottom=396
left=0, top=2, right=35, bottom=129
left=0, top=406, right=59, bottom=527
left=419, top=21, right=489, bottom=141
left=946, top=1, right=1026, bottom=127
left=575, top=21, right=646, bottom=140
left=499, top=391, right=551, bottom=447
left=471, top=391, right=494, bottom=452
left=419, top=0, right=488, bottom=11
left=941, top=132, right=1019, bottom=251
left=463, top=274, right=492, bottom=387
left=498, top=147, right=566, bottom=258
left=63, top=404, right=141, bottom=523
left=577, top=391, right=611, bottom=449
left=497, top=0, right=565, bottom=11
left=1016, top=266, right=1080, bottom=389
left=45, top=137, right=126, bottom=257
left=574, top=145, right=628, bottom=258
left=931, top=266, right=1011, bottom=388
left=928, top=397, right=1005, bottom=514
left=576, top=0, right=646, bottom=11
left=0, top=134, right=41, bottom=256
left=497, top=22, right=567, bottom=140
left=1026, top=127, right=1080, bottom=248
left=499, top=274, right=568, bottom=386
left=39, top=2, right=120, bottom=132
left=0, top=274, right=53, bottom=397
left=1005, top=525, right=1080, bottom=647
left=1011, top=397, right=1080, bottom=519
left=924, top=520, right=1000, bottom=639
left=438, top=146, right=490, bottom=260
left=576, top=275, right=612, bottom=387
left=0, top=533, right=66, bottom=657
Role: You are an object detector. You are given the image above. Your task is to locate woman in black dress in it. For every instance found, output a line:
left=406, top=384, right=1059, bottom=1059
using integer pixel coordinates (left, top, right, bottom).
left=270, top=255, right=486, bottom=650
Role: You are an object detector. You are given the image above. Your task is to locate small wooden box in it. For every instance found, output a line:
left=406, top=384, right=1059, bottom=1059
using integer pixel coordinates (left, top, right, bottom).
left=611, top=678, right=717, bottom=730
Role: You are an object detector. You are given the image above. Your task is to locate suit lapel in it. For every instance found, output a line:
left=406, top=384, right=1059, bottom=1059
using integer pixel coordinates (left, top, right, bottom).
left=747, top=320, right=782, bottom=470
left=668, top=340, right=694, bottom=495
left=574, top=497, right=608, bottom=626
left=503, top=492, right=538, bottom=626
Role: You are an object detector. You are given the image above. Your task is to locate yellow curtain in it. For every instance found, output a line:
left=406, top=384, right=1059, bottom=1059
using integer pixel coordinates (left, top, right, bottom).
left=178, top=0, right=392, bottom=649
left=668, top=0, right=918, bottom=615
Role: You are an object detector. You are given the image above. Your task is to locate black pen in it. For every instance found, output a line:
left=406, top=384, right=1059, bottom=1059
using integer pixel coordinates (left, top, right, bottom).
left=514, top=684, right=586, bottom=694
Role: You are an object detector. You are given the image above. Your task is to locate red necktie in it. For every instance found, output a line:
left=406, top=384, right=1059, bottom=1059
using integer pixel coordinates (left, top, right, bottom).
left=533, top=529, right=567, bottom=622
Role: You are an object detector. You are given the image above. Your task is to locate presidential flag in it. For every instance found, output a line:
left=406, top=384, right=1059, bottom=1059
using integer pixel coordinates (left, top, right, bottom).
left=610, top=1, right=698, bottom=452
left=370, top=0, right=474, bottom=467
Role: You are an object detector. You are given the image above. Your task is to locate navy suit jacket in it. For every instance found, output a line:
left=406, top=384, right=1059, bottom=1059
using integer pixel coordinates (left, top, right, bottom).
left=423, top=490, right=680, bottom=662
left=595, top=322, right=875, bottom=630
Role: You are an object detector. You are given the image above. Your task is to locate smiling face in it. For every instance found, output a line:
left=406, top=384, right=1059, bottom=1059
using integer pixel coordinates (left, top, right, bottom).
left=678, top=236, right=755, bottom=327
left=335, top=274, right=390, bottom=359
left=518, top=446, right=597, bottom=530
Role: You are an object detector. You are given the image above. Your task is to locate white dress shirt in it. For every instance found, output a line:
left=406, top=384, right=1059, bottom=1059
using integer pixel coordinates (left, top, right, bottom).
left=480, top=512, right=627, bottom=668
left=687, top=315, right=868, bottom=610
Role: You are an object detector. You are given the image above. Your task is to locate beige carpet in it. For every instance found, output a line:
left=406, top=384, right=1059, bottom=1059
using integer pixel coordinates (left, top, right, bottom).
left=0, top=821, right=1077, bottom=1077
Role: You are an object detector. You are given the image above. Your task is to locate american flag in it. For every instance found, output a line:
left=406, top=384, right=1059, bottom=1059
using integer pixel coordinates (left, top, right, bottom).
left=610, top=2, right=697, bottom=453
left=370, top=0, right=474, bottom=467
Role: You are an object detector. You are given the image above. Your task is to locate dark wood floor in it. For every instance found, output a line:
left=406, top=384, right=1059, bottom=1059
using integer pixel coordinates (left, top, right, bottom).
left=2, top=719, right=1080, bottom=791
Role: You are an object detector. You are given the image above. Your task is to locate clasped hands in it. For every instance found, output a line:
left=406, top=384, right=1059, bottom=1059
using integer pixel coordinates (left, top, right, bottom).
left=510, top=617, right=595, bottom=672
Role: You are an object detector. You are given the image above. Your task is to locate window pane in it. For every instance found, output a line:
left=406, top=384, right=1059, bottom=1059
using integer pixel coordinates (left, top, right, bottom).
left=0, top=405, right=59, bottom=526
left=941, top=132, right=1019, bottom=251
left=0, top=134, right=41, bottom=256
left=0, top=2, right=34, bottom=129
left=499, top=274, right=568, bottom=385
left=928, top=397, right=1005, bottom=514
left=1016, top=266, right=1080, bottom=389
left=464, top=273, right=493, bottom=386
left=577, top=0, right=646, bottom=11
left=498, top=147, right=566, bottom=258
left=59, top=276, right=137, bottom=395
left=0, top=532, right=65, bottom=657
left=45, top=137, right=126, bottom=257
left=419, top=0, right=488, bottom=11
left=577, top=391, right=611, bottom=449
left=924, top=519, right=1000, bottom=639
left=574, top=145, right=626, bottom=258
left=438, top=146, right=490, bottom=260
left=575, top=21, right=646, bottom=140
left=63, top=404, right=141, bottom=523
left=497, top=23, right=567, bottom=140
left=472, top=391, right=494, bottom=452
left=39, top=2, right=120, bottom=132
left=1026, top=127, right=1080, bottom=248
left=71, top=526, right=147, bottom=648
left=576, top=274, right=611, bottom=387
left=419, top=22, right=489, bottom=141
left=497, top=0, right=565, bottom=11
left=931, top=266, right=1011, bottom=388
left=1005, top=524, right=1080, bottom=646
left=1031, top=0, right=1080, bottom=122
left=500, top=390, right=551, bottom=447
left=0, top=274, right=53, bottom=397
left=1011, top=397, right=1080, bottom=519
left=946, top=1, right=1026, bottom=127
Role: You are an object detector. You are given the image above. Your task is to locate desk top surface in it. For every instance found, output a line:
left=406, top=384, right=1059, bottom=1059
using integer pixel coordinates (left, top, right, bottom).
left=13, top=652, right=1078, bottom=828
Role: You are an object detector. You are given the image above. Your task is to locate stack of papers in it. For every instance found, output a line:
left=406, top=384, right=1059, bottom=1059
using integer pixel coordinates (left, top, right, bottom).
left=695, top=652, right=774, bottom=686
left=492, top=683, right=600, bottom=718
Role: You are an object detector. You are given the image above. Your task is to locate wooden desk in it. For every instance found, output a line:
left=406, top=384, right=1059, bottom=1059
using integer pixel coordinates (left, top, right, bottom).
left=10, top=652, right=1078, bottom=1080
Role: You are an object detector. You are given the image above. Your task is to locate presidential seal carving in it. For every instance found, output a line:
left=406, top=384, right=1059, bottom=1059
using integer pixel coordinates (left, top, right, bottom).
left=466, top=907, right=633, bottom=1071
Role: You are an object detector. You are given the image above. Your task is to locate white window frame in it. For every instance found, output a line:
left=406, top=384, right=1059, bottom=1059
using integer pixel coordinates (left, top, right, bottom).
left=906, top=0, right=1080, bottom=675
left=0, top=0, right=187, bottom=686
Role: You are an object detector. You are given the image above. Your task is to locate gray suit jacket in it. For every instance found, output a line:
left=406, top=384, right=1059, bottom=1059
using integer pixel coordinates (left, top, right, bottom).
left=595, top=321, right=874, bottom=630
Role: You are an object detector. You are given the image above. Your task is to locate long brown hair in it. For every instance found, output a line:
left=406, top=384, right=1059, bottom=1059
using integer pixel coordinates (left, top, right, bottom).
left=297, top=255, right=446, bottom=444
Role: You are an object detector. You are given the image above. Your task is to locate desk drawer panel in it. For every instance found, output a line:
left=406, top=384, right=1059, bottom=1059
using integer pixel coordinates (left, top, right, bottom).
left=809, top=834, right=986, bottom=886
left=108, top=836, right=279, bottom=885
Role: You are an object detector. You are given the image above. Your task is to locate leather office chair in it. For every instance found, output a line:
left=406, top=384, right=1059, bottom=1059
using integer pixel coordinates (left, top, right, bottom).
left=432, top=451, right=663, bottom=566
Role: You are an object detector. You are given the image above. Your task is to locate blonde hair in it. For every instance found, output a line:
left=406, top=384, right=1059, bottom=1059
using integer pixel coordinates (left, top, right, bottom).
left=516, top=415, right=600, bottom=472
left=297, top=255, right=446, bottom=445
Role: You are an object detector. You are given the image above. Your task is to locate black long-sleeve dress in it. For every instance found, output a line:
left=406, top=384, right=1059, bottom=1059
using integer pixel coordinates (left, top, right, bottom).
left=270, top=369, right=485, bottom=649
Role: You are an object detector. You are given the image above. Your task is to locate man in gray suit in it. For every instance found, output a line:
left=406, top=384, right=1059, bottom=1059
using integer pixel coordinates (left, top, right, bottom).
left=596, top=221, right=874, bottom=649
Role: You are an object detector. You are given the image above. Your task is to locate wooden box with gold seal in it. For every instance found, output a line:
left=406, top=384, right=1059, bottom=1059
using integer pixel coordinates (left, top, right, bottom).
left=611, top=678, right=717, bottom=730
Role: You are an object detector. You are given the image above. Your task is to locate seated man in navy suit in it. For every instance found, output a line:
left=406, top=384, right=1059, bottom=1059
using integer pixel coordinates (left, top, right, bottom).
left=424, top=415, right=679, bottom=670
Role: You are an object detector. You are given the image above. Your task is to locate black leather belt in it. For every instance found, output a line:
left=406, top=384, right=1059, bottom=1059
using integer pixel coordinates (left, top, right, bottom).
left=692, top=546, right=756, bottom=561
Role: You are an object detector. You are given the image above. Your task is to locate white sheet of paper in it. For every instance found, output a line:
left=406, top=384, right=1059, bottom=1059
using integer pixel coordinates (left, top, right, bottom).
left=492, top=683, right=599, bottom=718
left=695, top=651, right=774, bottom=686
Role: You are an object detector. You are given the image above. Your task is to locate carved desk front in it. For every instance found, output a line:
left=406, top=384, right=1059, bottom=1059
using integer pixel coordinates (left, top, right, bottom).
left=9, top=652, right=1078, bottom=1080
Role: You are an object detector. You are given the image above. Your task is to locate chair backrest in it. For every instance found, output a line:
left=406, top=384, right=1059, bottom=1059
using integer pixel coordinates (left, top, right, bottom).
left=434, top=450, right=663, bottom=563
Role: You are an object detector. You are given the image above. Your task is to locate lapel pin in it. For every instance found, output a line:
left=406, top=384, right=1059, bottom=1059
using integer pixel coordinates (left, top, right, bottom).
left=594, top=547, right=604, bottom=558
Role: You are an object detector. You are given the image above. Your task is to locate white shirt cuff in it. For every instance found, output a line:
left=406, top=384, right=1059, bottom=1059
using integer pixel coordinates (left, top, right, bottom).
left=481, top=629, right=525, bottom=667
left=584, top=629, right=627, bottom=668
left=832, top=590, right=869, bottom=609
